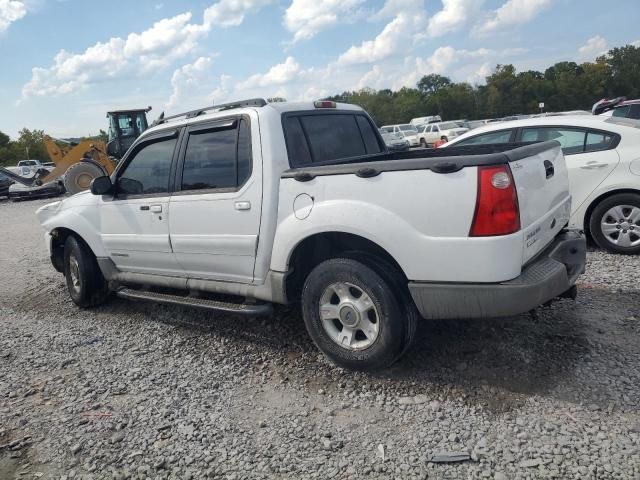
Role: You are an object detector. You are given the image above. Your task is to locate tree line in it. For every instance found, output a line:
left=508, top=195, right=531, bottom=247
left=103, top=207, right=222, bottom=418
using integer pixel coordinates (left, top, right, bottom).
left=329, top=44, right=640, bottom=126
left=1, top=44, right=639, bottom=166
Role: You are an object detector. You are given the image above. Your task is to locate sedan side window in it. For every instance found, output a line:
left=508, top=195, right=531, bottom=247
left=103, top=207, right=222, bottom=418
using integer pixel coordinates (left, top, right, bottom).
left=585, top=131, right=617, bottom=153
left=117, top=137, right=177, bottom=195
left=455, top=130, right=513, bottom=146
left=521, top=128, right=585, bottom=155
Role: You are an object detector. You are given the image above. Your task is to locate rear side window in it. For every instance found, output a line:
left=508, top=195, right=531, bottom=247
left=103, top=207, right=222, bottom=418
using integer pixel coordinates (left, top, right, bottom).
left=585, top=131, right=617, bottom=153
left=521, top=127, right=586, bottom=155
left=181, top=118, right=252, bottom=191
left=456, top=130, right=513, bottom=146
left=285, top=113, right=382, bottom=167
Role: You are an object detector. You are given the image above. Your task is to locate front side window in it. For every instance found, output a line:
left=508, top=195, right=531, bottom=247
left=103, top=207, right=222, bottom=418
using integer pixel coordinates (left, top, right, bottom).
left=180, top=119, right=252, bottom=191
left=118, top=137, right=177, bottom=195
left=456, top=130, right=513, bottom=146
left=521, top=127, right=586, bottom=155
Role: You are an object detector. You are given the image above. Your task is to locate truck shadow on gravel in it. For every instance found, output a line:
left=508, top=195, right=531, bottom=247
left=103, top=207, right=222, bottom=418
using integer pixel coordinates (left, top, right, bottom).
left=93, top=285, right=639, bottom=414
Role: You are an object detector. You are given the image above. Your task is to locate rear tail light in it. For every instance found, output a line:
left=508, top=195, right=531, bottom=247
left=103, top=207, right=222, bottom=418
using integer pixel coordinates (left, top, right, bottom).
left=470, top=165, right=520, bottom=237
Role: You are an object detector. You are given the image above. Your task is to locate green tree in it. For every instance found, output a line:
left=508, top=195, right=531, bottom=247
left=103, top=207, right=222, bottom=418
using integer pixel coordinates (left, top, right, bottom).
left=15, top=128, right=49, bottom=161
left=417, top=74, right=452, bottom=95
left=604, top=45, right=640, bottom=97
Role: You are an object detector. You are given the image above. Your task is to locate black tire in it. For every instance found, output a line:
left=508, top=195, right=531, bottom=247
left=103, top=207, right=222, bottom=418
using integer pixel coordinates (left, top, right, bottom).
left=63, top=162, right=105, bottom=195
left=589, top=193, right=640, bottom=255
left=64, top=236, right=110, bottom=308
left=342, top=251, right=419, bottom=359
left=301, top=258, right=412, bottom=370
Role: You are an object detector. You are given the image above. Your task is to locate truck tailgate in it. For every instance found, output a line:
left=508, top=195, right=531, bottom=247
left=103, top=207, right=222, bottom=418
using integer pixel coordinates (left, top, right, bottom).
left=507, top=143, right=571, bottom=264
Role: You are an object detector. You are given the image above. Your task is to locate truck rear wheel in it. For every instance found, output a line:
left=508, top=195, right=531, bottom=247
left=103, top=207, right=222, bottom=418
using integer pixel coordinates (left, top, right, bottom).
left=63, top=162, right=105, bottom=195
left=64, top=236, right=110, bottom=308
left=590, top=193, right=640, bottom=255
left=301, top=258, right=411, bottom=370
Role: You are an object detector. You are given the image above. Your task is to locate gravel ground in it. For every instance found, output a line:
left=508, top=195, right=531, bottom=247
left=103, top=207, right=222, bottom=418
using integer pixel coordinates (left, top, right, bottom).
left=1, top=197, right=640, bottom=480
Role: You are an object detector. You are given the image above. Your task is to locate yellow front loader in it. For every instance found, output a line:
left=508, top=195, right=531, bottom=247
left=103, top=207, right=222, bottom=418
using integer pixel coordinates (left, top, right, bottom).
left=42, top=136, right=116, bottom=194
left=0, top=107, right=152, bottom=195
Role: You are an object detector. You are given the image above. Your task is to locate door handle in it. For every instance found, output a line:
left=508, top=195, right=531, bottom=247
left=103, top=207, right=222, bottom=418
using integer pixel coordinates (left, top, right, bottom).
left=234, top=201, right=251, bottom=211
left=580, top=161, right=608, bottom=170
left=150, top=205, right=162, bottom=213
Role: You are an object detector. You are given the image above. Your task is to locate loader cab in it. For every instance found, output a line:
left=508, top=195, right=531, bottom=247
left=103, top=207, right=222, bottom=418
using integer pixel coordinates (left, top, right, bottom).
left=106, top=108, right=151, bottom=159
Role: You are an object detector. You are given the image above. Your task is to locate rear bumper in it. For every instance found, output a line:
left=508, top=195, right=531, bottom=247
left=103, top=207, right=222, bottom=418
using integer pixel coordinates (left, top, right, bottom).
left=409, top=230, right=586, bottom=320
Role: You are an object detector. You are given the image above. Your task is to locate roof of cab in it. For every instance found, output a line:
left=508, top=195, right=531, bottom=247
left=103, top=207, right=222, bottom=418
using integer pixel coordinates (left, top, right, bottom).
left=144, top=99, right=363, bottom=137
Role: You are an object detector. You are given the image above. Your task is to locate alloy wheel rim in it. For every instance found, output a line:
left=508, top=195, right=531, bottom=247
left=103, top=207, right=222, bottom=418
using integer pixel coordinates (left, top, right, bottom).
left=600, top=205, right=640, bottom=248
left=319, top=282, right=380, bottom=351
left=69, top=254, right=81, bottom=293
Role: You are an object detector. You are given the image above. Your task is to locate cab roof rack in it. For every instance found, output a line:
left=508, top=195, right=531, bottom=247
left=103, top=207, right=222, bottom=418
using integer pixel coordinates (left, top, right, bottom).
left=152, top=98, right=267, bottom=127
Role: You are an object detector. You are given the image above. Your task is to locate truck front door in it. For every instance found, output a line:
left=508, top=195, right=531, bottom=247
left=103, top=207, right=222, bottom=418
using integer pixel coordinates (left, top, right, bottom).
left=99, top=131, right=183, bottom=275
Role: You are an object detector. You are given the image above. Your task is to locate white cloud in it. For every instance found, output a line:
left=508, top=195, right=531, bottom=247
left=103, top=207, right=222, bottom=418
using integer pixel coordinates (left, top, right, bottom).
left=0, top=0, right=26, bottom=33
left=204, top=0, right=273, bottom=27
left=577, top=35, right=608, bottom=61
left=237, top=56, right=303, bottom=89
left=284, top=0, right=365, bottom=43
left=394, top=46, right=526, bottom=89
left=22, top=12, right=209, bottom=99
left=21, top=0, right=274, bottom=100
left=337, top=0, right=426, bottom=66
left=427, top=0, right=482, bottom=38
left=167, top=56, right=215, bottom=108
left=473, top=0, right=552, bottom=36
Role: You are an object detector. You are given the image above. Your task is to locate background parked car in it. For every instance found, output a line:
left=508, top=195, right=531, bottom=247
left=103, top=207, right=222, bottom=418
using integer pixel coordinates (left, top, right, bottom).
left=416, top=121, right=469, bottom=147
left=379, top=130, right=410, bottom=151
left=0, top=172, right=13, bottom=198
left=600, top=99, right=640, bottom=120
left=410, top=115, right=441, bottom=127
left=380, top=124, right=420, bottom=147
left=446, top=115, right=640, bottom=255
left=9, top=180, right=64, bottom=201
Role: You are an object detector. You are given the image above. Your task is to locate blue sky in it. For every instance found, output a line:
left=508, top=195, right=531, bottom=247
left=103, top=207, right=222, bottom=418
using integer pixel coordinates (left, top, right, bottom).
left=0, top=0, right=638, bottom=138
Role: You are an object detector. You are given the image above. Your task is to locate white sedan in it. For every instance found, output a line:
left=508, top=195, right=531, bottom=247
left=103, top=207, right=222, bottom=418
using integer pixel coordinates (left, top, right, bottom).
left=445, top=115, right=640, bottom=254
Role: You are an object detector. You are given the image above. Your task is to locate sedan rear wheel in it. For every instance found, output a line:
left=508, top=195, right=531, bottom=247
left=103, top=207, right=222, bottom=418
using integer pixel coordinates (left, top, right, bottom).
left=590, top=193, right=640, bottom=255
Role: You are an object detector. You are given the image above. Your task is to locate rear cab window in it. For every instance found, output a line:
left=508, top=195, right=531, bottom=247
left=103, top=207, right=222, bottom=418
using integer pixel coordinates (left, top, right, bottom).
left=283, top=112, right=383, bottom=167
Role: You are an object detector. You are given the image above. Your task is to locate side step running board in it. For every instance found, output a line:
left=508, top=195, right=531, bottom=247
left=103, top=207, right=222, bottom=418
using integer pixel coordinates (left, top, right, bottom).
left=116, top=288, right=273, bottom=316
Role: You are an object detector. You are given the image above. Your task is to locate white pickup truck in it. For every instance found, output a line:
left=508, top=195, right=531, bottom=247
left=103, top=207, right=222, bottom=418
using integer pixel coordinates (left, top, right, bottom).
left=37, top=99, right=586, bottom=370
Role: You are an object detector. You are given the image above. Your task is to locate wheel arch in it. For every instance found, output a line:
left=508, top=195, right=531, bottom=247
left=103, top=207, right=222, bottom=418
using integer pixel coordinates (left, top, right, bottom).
left=284, top=231, right=408, bottom=303
left=583, top=188, right=640, bottom=240
left=49, top=227, right=95, bottom=273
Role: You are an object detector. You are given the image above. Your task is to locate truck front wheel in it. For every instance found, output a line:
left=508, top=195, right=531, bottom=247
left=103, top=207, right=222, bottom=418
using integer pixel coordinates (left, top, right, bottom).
left=301, top=258, right=411, bottom=370
left=64, top=236, right=110, bottom=308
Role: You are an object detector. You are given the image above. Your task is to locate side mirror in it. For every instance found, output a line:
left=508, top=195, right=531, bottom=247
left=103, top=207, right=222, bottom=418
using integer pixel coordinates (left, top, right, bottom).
left=90, top=176, right=113, bottom=195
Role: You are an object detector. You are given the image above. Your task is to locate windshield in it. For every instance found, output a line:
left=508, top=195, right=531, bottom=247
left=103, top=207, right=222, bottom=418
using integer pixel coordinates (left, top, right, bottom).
left=439, top=122, right=461, bottom=130
left=399, top=124, right=418, bottom=133
left=381, top=132, right=400, bottom=141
